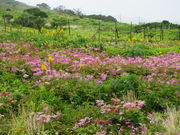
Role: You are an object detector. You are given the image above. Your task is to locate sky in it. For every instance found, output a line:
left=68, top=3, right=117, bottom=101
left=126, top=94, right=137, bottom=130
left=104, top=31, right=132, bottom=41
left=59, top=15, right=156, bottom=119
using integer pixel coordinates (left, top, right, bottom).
left=16, top=0, right=180, bottom=24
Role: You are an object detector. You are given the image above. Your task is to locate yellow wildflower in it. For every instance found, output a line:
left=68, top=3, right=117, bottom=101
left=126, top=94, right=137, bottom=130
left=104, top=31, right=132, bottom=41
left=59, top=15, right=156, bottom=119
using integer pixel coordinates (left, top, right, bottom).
left=132, top=37, right=138, bottom=41
left=128, top=39, right=131, bottom=42
left=48, top=56, right=53, bottom=62
left=28, top=29, right=35, bottom=34
left=41, top=63, right=47, bottom=71
left=60, top=29, right=64, bottom=34
left=41, top=27, right=46, bottom=32
left=80, top=64, right=84, bottom=68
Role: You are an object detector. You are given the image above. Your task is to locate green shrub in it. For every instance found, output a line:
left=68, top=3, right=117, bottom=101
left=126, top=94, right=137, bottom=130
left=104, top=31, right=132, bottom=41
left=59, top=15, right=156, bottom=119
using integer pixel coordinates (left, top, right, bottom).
left=51, top=17, right=67, bottom=28
left=140, top=86, right=180, bottom=112
left=45, top=79, right=98, bottom=105
left=122, top=44, right=153, bottom=57
left=98, top=75, right=145, bottom=99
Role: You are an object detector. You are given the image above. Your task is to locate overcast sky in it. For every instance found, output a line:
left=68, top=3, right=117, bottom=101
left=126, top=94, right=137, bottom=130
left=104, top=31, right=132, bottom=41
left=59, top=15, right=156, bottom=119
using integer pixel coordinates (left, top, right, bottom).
left=17, top=0, right=180, bottom=24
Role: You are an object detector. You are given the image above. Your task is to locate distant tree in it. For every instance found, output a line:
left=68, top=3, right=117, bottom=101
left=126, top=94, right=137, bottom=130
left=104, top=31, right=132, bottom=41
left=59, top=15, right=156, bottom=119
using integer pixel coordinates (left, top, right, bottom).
left=14, top=8, right=48, bottom=31
left=24, top=8, right=48, bottom=18
left=86, top=14, right=117, bottom=22
left=6, top=8, right=11, bottom=11
left=36, top=3, right=51, bottom=10
left=134, top=20, right=180, bottom=33
left=2, top=14, right=13, bottom=24
left=53, top=5, right=75, bottom=15
left=51, top=17, right=67, bottom=28
left=33, top=17, right=46, bottom=31
left=14, top=13, right=32, bottom=27
left=63, top=9, right=75, bottom=15
left=162, top=20, right=170, bottom=25
left=74, top=9, right=84, bottom=18
left=14, top=13, right=46, bottom=31
left=53, top=5, right=65, bottom=12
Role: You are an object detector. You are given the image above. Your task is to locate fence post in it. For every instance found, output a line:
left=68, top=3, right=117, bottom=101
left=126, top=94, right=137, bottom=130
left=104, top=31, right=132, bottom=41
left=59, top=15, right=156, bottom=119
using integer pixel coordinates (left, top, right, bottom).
left=114, top=21, right=117, bottom=44
left=130, top=21, right=133, bottom=41
left=160, top=23, right=164, bottom=40
left=179, top=27, right=180, bottom=40
left=98, top=21, right=101, bottom=42
left=143, top=25, right=146, bottom=40
left=2, top=15, right=7, bottom=32
left=67, top=19, right=71, bottom=36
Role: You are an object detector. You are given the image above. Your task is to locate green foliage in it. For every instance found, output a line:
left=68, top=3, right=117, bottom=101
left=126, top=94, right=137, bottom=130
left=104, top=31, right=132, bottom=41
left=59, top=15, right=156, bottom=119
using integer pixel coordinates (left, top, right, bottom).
left=53, top=6, right=75, bottom=15
left=45, top=79, right=98, bottom=106
left=36, top=3, right=51, bottom=10
left=124, top=109, right=146, bottom=126
left=13, top=8, right=48, bottom=30
left=14, top=13, right=46, bottom=30
left=124, top=65, right=151, bottom=76
left=51, top=17, right=67, bottom=28
left=98, top=75, right=145, bottom=99
left=134, top=21, right=180, bottom=33
left=2, top=14, right=13, bottom=23
left=24, top=8, right=48, bottom=18
left=86, top=14, right=117, bottom=22
left=140, top=86, right=180, bottom=112
left=122, top=44, right=153, bottom=57
left=0, top=2, right=180, bottom=134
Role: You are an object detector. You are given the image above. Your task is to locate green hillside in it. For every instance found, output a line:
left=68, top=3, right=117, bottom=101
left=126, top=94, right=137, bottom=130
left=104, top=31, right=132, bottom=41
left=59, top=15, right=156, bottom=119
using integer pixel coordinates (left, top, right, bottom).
left=0, top=0, right=30, bottom=10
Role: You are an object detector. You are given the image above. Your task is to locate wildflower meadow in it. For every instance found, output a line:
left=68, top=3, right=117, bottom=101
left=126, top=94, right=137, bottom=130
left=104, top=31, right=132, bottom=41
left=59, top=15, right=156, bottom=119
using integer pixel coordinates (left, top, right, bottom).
left=0, top=0, right=180, bottom=134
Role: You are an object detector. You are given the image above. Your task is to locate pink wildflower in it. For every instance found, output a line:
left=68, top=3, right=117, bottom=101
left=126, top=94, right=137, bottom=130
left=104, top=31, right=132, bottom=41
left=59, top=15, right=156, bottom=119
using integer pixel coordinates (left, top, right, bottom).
left=11, top=100, right=17, bottom=103
left=33, top=71, right=43, bottom=76
left=86, top=75, right=94, bottom=80
left=123, top=103, right=135, bottom=110
left=101, top=73, right=107, bottom=81
left=136, top=101, right=145, bottom=109
left=43, top=106, right=49, bottom=111
left=0, top=114, right=4, bottom=119
left=111, top=98, right=120, bottom=104
left=23, top=74, right=29, bottom=78
left=96, top=100, right=104, bottom=106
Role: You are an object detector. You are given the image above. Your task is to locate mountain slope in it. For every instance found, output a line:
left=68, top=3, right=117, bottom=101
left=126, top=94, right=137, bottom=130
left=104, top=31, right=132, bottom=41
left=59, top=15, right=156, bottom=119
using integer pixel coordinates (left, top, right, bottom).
left=0, top=0, right=30, bottom=10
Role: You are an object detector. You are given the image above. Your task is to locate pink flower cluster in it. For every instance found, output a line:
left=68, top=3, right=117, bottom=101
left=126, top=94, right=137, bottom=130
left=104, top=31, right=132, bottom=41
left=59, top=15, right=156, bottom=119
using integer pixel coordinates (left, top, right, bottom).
left=123, top=101, right=145, bottom=110
left=27, top=49, right=179, bottom=86
left=0, top=92, right=17, bottom=119
left=1, top=43, right=179, bottom=86
left=0, top=92, right=17, bottom=103
left=0, top=114, right=4, bottom=119
left=74, top=98, right=148, bottom=134
left=96, top=100, right=104, bottom=106
left=96, top=98, right=145, bottom=114
left=73, top=117, right=93, bottom=129
left=31, top=112, right=61, bottom=123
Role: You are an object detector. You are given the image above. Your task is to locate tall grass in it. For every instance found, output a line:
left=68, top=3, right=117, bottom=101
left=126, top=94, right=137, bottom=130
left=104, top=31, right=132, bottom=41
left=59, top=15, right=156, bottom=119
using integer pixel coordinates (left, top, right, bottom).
left=162, top=107, right=180, bottom=135
left=8, top=105, right=45, bottom=135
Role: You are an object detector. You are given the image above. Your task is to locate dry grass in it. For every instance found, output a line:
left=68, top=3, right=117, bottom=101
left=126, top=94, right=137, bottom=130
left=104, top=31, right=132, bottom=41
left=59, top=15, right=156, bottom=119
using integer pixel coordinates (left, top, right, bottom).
left=162, top=107, right=180, bottom=135
left=123, top=90, right=137, bottom=103
left=8, top=105, right=45, bottom=135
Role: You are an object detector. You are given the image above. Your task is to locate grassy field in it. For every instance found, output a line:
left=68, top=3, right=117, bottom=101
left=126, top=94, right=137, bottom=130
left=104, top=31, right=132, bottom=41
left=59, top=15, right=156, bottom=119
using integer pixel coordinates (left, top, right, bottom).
left=0, top=0, right=180, bottom=135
